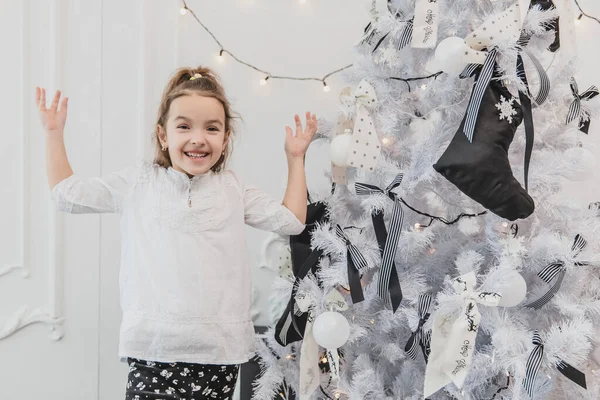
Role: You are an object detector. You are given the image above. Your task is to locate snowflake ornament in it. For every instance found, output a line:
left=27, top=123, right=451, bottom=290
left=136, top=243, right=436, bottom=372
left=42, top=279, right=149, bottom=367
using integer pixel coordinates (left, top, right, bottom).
left=495, top=96, right=518, bottom=124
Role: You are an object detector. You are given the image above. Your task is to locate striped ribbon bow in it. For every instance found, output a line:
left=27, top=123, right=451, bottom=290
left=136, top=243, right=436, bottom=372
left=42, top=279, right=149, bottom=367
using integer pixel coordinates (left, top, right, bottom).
left=525, top=235, right=588, bottom=310
left=405, top=294, right=432, bottom=362
left=566, top=78, right=599, bottom=134
left=460, top=48, right=498, bottom=142
left=396, top=18, right=413, bottom=50
left=335, top=225, right=367, bottom=304
left=522, top=330, right=587, bottom=399
left=522, top=331, right=544, bottom=398
left=355, top=173, right=404, bottom=312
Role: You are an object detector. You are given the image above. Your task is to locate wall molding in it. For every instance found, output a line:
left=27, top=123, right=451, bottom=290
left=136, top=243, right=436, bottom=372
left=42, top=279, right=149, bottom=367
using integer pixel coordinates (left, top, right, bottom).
left=0, top=0, right=64, bottom=342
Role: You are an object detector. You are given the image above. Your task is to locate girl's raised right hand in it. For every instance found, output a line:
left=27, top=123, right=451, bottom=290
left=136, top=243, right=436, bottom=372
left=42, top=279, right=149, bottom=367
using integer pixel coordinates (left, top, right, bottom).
left=36, top=87, right=68, bottom=136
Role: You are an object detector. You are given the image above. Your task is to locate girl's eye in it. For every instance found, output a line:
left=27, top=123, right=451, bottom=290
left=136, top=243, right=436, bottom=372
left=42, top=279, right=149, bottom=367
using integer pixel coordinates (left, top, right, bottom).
left=177, top=124, right=189, bottom=130
left=207, top=126, right=219, bottom=132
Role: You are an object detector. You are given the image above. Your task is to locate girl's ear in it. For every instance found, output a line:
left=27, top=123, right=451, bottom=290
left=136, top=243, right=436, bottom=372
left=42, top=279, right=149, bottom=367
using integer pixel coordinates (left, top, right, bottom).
left=224, top=130, right=231, bottom=148
left=157, top=125, right=167, bottom=147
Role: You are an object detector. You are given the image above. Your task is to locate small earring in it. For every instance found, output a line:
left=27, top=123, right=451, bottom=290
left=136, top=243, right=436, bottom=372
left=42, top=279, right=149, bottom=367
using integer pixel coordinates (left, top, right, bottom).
left=162, top=145, right=167, bottom=151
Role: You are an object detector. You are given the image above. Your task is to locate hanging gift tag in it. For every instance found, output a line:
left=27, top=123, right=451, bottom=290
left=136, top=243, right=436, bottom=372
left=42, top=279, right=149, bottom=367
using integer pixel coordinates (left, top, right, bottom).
left=326, top=348, right=341, bottom=383
left=411, top=0, right=440, bottom=48
left=373, top=0, right=388, bottom=19
left=555, top=0, right=577, bottom=60
left=326, top=289, right=349, bottom=312
left=358, top=0, right=390, bottom=47
left=296, top=293, right=320, bottom=400
left=423, top=272, right=501, bottom=397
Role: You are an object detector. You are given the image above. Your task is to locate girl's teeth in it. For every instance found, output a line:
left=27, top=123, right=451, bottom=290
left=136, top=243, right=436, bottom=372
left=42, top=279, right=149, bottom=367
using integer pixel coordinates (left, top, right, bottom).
left=186, top=152, right=207, bottom=159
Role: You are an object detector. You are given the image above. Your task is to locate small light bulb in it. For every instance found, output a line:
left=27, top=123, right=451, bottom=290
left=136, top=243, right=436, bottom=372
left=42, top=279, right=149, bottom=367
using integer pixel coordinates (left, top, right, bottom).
left=321, top=357, right=328, bottom=363
left=323, top=84, right=331, bottom=93
left=414, top=223, right=421, bottom=229
left=217, top=49, right=224, bottom=62
left=335, top=393, right=341, bottom=399
left=382, top=137, right=390, bottom=145
left=420, top=84, right=428, bottom=90
left=286, top=354, right=293, bottom=359
left=575, top=14, right=583, bottom=25
left=260, top=77, right=269, bottom=86
left=180, top=7, right=188, bottom=15
left=502, top=222, right=509, bottom=228
left=370, top=319, right=375, bottom=324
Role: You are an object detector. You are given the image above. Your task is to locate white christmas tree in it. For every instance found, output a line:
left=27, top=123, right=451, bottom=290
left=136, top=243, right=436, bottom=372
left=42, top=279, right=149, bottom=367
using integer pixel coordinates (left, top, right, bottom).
left=254, top=1, right=600, bottom=399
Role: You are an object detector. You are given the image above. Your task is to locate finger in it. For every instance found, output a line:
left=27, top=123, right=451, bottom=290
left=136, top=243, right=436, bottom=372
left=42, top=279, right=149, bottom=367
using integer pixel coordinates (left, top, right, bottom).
left=303, top=112, right=312, bottom=136
left=294, top=114, right=302, bottom=136
left=285, top=126, right=293, bottom=139
left=58, top=97, right=68, bottom=114
left=50, top=90, right=62, bottom=111
left=40, top=88, right=47, bottom=111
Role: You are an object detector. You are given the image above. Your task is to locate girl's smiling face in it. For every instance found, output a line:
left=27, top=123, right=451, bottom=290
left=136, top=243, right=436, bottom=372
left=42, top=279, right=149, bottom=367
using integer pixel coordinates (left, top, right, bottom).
left=158, top=94, right=229, bottom=177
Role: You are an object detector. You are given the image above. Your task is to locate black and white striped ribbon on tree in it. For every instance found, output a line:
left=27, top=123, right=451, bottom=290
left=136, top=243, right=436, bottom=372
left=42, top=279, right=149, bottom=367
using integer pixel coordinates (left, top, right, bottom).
left=396, top=18, right=413, bottom=50
left=355, top=174, right=405, bottom=312
left=525, top=234, right=589, bottom=310
left=404, top=294, right=432, bottom=362
left=335, top=225, right=367, bottom=304
left=522, top=330, right=587, bottom=399
left=460, top=48, right=498, bottom=143
left=566, top=77, right=599, bottom=134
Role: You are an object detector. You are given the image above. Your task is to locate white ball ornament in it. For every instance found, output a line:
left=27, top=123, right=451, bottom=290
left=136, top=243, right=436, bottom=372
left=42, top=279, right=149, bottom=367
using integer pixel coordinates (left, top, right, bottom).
left=562, top=145, right=597, bottom=181
left=497, top=271, right=528, bottom=307
left=330, top=129, right=353, bottom=167
left=312, top=311, right=350, bottom=349
left=434, top=37, right=470, bottom=77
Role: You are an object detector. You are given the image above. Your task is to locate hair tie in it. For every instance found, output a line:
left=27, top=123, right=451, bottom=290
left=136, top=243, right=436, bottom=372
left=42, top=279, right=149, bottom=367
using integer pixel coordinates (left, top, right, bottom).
left=189, top=73, right=203, bottom=81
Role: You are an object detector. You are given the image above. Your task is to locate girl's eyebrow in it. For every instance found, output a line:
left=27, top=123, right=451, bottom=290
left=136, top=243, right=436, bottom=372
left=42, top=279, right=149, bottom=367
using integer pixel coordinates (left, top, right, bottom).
left=205, top=119, right=224, bottom=126
left=174, top=116, right=192, bottom=122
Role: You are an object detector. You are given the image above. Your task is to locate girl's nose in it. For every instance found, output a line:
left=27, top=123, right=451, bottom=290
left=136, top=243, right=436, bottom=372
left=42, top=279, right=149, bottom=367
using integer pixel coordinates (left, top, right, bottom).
left=190, top=133, right=207, bottom=146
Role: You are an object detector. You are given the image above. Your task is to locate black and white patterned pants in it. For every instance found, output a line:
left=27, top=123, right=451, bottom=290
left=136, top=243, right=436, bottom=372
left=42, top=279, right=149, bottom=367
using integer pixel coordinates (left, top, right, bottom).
left=125, top=358, right=239, bottom=400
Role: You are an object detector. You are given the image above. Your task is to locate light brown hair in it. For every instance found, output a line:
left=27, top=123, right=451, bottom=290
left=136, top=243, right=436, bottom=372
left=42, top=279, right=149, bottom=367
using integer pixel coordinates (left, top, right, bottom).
left=154, top=66, right=238, bottom=172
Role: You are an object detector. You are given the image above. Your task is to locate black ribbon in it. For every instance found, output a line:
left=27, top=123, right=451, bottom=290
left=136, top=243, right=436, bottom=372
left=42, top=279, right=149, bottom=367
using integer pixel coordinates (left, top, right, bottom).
left=522, top=330, right=587, bottom=398
left=556, top=359, right=587, bottom=390
left=525, top=235, right=588, bottom=310
left=336, top=225, right=367, bottom=304
left=276, top=247, right=324, bottom=346
left=516, top=54, right=535, bottom=191
left=566, top=78, right=599, bottom=134
left=404, top=294, right=432, bottom=362
left=355, top=174, right=404, bottom=312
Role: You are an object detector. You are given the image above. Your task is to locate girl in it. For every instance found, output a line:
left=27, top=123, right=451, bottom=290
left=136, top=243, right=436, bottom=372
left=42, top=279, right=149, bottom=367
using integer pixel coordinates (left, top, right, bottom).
left=37, top=67, right=317, bottom=400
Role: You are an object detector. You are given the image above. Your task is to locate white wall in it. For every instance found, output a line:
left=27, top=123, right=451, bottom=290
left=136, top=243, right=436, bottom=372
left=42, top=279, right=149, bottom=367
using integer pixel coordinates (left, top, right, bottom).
left=0, top=0, right=599, bottom=399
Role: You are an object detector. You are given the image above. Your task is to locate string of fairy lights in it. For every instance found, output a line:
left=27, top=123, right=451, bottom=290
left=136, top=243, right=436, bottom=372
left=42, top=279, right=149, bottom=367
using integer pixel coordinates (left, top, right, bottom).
left=179, top=0, right=351, bottom=92
left=178, top=0, right=600, bottom=94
